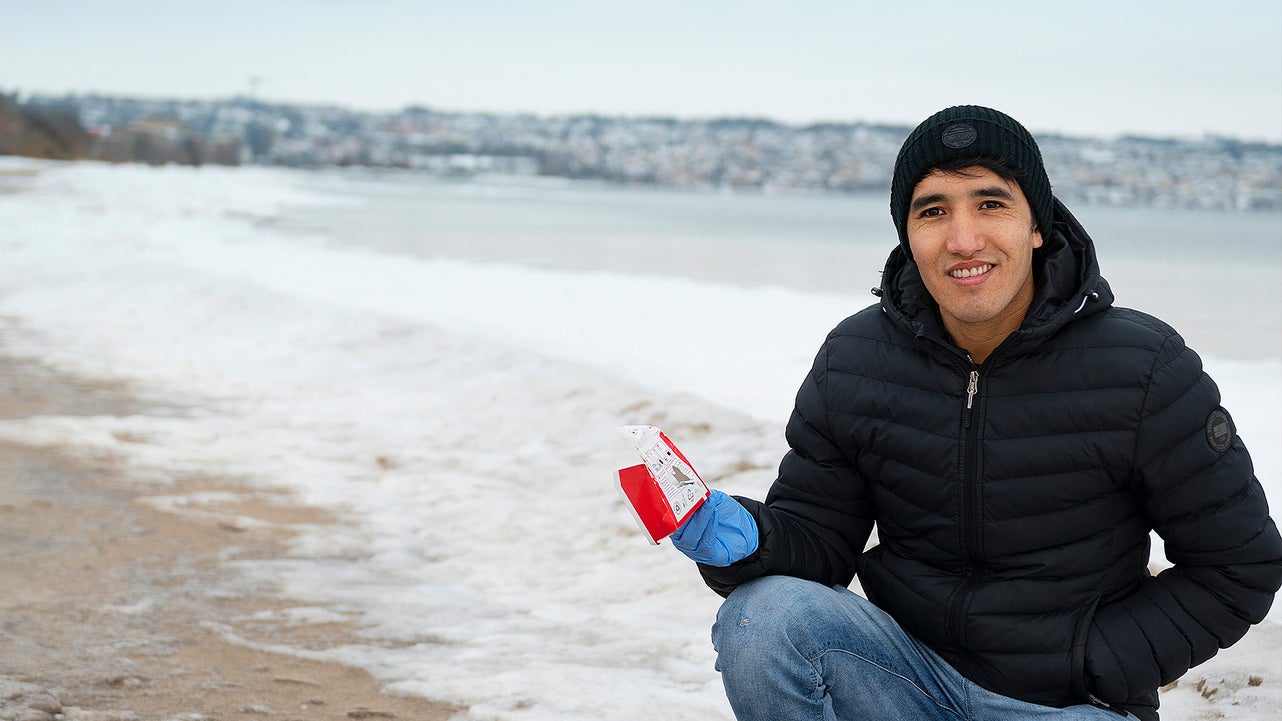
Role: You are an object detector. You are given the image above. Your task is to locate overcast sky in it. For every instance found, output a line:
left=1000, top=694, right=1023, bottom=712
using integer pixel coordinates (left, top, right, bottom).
left=3, top=0, right=1280, bottom=142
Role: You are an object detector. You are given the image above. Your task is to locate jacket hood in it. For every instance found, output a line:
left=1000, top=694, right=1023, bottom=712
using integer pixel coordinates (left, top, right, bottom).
left=878, top=196, right=1114, bottom=358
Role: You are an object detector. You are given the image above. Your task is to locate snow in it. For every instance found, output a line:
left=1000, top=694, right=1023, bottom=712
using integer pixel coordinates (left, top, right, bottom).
left=0, top=157, right=1277, bottom=720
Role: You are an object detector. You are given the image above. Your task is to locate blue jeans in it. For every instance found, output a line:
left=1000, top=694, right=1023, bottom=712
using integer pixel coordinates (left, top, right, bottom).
left=712, top=576, right=1118, bottom=721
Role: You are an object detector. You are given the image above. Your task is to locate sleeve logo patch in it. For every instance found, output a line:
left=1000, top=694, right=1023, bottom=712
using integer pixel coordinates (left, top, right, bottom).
left=1205, top=407, right=1234, bottom=453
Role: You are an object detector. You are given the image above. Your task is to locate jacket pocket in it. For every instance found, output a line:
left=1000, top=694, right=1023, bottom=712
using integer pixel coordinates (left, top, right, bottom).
left=1069, top=595, right=1101, bottom=702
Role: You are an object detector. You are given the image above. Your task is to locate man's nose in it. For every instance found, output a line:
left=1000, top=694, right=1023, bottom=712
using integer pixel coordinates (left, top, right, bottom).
left=945, top=212, right=985, bottom=256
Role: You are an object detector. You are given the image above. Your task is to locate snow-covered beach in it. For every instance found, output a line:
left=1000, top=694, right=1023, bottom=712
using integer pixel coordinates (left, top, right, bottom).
left=0, top=158, right=1278, bottom=720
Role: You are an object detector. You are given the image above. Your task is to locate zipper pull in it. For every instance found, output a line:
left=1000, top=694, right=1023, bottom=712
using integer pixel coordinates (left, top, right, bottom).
left=962, top=370, right=979, bottom=428
left=1087, top=692, right=1130, bottom=716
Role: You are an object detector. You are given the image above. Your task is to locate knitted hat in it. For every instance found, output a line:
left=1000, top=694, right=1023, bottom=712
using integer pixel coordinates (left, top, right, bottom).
left=890, top=105, right=1053, bottom=254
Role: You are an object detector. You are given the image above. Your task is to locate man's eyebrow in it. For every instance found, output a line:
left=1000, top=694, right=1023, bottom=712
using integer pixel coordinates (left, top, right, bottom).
left=971, top=185, right=1015, bottom=200
left=910, top=193, right=946, bottom=213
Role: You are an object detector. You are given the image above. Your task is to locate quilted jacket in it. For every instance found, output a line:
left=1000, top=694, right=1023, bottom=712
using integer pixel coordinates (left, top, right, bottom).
left=698, top=199, right=1282, bottom=719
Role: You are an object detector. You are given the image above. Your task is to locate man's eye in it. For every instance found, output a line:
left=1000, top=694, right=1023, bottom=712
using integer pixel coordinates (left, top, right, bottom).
left=920, top=207, right=943, bottom=217
left=979, top=200, right=1004, bottom=209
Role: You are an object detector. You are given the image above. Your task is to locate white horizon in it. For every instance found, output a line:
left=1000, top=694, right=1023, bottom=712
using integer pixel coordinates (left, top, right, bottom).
left=2, top=0, right=1280, bottom=144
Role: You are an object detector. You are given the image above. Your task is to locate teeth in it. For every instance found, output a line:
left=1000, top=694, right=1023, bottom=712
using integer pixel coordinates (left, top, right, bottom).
left=950, top=264, right=992, bottom=279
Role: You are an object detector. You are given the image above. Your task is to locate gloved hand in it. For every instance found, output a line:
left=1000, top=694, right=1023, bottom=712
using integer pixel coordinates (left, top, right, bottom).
left=670, top=489, right=759, bottom=567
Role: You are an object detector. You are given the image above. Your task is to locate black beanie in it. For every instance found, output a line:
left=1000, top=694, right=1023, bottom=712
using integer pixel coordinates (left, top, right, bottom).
left=890, top=105, right=1053, bottom=254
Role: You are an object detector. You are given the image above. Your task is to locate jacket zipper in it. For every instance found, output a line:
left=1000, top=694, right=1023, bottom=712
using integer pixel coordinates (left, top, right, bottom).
left=962, top=368, right=982, bottom=563
left=948, top=366, right=984, bottom=650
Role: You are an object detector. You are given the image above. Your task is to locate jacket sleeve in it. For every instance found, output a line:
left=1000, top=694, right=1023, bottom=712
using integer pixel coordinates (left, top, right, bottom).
left=699, top=337, right=877, bottom=597
left=1084, top=335, right=1282, bottom=703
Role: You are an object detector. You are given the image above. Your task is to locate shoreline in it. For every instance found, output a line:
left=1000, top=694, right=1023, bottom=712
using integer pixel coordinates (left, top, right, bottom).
left=0, top=350, right=459, bottom=721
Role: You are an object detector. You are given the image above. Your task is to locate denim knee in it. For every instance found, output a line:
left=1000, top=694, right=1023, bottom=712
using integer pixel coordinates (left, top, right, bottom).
left=712, top=576, right=841, bottom=666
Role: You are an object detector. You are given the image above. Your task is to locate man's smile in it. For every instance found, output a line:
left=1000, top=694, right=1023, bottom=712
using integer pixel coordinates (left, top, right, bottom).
left=948, top=263, right=993, bottom=279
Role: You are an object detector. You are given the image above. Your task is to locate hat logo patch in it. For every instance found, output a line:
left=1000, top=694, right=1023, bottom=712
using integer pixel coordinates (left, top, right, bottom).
left=941, top=123, right=978, bottom=149
left=1205, top=407, right=1234, bottom=453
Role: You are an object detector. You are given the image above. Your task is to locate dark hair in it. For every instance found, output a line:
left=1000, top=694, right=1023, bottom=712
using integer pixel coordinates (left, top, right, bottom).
left=928, top=156, right=1026, bottom=186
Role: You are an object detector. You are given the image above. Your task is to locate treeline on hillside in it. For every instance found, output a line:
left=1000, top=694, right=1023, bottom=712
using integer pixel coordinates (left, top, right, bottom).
left=0, top=93, right=241, bottom=166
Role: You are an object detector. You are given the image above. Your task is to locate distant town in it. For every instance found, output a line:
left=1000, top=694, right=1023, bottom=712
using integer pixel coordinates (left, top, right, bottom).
left=2, top=90, right=1279, bottom=212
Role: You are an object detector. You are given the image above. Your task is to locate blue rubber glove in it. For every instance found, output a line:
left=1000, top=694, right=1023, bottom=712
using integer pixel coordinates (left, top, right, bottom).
left=670, top=489, right=759, bottom=567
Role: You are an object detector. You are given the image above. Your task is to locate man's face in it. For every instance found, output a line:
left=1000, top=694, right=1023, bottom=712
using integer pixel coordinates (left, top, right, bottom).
left=906, top=166, right=1043, bottom=346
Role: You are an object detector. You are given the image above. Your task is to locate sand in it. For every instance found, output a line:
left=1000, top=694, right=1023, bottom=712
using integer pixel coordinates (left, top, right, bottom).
left=0, top=352, right=459, bottom=721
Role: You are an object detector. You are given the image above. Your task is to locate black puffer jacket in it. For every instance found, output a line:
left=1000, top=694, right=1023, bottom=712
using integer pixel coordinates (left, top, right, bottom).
left=699, top=200, right=1282, bottom=720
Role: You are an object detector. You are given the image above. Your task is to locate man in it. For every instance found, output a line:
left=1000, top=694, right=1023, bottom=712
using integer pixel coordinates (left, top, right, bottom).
left=669, top=105, right=1282, bottom=720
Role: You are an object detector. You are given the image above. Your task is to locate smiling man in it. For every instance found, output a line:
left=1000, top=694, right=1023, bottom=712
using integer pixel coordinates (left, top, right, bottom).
left=667, top=106, right=1282, bottom=720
